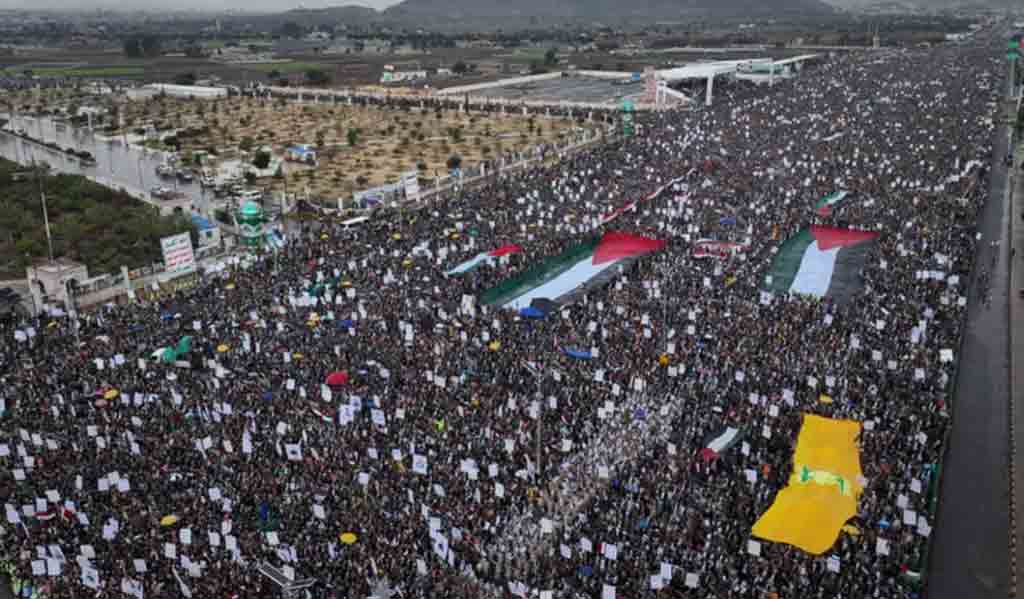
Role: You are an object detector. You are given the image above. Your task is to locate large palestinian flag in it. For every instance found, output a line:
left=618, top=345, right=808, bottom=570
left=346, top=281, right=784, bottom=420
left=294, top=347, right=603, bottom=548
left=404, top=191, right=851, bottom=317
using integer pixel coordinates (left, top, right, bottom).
left=482, top=232, right=665, bottom=310
left=445, top=244, right=522, bottom=276
left=766, top=226, right=878, bottom=302
left=814, top=191, right=849, bottom=216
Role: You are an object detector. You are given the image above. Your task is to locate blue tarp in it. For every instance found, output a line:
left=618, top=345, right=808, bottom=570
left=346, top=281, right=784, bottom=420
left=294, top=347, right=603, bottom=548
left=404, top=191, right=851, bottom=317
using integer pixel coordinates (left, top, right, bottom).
left=191, top=214, right=216, bottom=231
left=563, top=347, right=593, bottom=360
left=720, top=215, right=737, bottom=226
left=519, top=307, right=545, bottom=319
left=337, top=319, right=355, bottom=329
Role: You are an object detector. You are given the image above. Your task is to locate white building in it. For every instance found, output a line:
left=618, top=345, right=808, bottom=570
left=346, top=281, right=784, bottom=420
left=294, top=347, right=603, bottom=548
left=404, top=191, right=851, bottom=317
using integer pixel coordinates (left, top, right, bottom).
left=126, top=84, right=228, bottom=101
left=26, top=257, right=89, bottom=315
left=380, top=65, right=427, bottom=83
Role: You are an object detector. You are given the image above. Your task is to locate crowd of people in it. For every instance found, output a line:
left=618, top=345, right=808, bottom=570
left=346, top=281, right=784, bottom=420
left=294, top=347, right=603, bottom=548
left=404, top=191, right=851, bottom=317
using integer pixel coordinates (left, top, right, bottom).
left=0, top=28, right=1006, bottom=599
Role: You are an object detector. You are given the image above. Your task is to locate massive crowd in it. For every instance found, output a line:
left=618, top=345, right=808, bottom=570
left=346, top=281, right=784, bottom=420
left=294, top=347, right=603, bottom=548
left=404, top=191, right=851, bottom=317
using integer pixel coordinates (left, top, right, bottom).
left=0, top=30, right=1006, bottom=599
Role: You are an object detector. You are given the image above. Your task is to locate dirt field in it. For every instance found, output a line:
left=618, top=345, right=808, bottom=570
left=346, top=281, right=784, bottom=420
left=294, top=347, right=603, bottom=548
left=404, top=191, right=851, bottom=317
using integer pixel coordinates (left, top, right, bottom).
left=114, top=95, right=600, bottom=197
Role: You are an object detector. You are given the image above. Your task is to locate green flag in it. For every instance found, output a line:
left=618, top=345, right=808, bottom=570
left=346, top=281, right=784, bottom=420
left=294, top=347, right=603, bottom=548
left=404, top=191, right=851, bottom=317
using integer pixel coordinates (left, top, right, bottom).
left=176, top=336, right=192, bottom=356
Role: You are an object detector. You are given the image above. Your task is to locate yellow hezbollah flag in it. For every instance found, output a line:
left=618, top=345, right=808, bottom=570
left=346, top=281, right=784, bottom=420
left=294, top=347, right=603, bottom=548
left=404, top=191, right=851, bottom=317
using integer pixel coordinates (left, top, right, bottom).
left=751, top=414, right=863, bottom=555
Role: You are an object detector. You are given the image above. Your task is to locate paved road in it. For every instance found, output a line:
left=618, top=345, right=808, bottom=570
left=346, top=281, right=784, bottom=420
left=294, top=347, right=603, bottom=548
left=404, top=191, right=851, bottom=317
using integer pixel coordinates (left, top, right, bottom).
left=1012, top=134, right=1024, bottom=594
left=927, top=87, right=1014, bottom=597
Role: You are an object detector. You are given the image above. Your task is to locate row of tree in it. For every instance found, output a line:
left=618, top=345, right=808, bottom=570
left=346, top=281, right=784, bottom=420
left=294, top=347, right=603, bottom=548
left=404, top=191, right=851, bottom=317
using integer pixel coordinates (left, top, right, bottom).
left=123, top=36, right=162, bottom=58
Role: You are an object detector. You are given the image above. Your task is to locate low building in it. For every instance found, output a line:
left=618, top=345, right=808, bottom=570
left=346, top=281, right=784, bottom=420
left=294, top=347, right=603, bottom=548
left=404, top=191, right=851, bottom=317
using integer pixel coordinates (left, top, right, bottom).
left=323, top=40, right=359, bottom=55
left=191, top=214, right=222, bottom=248
left=363, top=38, right=391, bottom=53
left=381, top=65, right=428, bottom=84
left=26, top=257, right=88, bottom=314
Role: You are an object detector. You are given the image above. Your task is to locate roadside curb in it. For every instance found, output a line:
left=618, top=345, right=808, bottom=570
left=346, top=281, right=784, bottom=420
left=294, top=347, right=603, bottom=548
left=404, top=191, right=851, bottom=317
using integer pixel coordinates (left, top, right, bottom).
left=1010, top=138, right=1019, bottom=599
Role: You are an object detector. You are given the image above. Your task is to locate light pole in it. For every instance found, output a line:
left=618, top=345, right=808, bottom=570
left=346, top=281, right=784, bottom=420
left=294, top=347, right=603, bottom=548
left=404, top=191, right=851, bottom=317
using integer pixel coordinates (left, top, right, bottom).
left=33, top=159, right=54, bottom=264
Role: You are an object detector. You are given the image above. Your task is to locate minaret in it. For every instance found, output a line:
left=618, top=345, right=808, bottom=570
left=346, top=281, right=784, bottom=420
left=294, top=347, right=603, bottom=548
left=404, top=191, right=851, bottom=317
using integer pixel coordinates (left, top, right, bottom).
left=872, top=25, right=880, bottom=49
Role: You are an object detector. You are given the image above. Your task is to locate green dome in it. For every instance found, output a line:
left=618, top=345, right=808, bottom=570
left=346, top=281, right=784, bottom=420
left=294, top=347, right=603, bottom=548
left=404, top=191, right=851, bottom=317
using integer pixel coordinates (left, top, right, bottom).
left=240, top=201, right=262, bottom=216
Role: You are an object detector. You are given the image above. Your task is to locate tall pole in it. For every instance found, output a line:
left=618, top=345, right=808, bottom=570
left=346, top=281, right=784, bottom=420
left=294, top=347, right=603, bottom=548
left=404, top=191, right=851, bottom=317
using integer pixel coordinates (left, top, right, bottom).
left=34, top=159, right=54, bottom=264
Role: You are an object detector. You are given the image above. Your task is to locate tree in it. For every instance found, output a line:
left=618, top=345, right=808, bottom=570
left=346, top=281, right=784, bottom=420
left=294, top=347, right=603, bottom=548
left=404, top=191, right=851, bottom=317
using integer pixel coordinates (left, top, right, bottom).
left=239, top=136, right=255, bottom=152
left=175, top=72, right=197, bottom=86
left=315, top=130, right=326, bottom=148
left=446, top=154, right=462, bottom=170
left=452, top=61, right=469, bottom=75
left=448, top=127, right=463, bottom=144
left=141, top=36, right=162, bottom=58
left=347, top=128, right=359, bottom=147
left=544, top=47, right=558, bottom=66
left=305, top=69, right=330, bottom=85
left=123, top=39, right=142, bottom=58
left=252, top=152, right=271, bottom=169
left=280, top=22, right=304, bottom=39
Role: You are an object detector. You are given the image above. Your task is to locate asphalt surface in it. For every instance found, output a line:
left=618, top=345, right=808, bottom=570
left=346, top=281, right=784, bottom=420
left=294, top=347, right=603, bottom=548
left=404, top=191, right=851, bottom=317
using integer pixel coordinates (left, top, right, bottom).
left=1013, top=132, right=1024, bottom=599
left=927, top=68, right=1015, bottom=598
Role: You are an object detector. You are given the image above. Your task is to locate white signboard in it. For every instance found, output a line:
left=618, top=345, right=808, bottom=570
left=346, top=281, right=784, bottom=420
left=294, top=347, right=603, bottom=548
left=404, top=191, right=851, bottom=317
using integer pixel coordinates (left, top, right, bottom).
left=161, top=233, right=196, bottom=277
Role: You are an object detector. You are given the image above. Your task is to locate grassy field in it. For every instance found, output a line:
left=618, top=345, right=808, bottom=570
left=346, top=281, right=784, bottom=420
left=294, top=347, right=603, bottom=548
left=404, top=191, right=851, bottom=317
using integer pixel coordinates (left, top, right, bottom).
left=247, top=61, right=326, bottom=74
left=3, top=65, right=145, bottom=77
left=501, top=48, right=552, bottom=65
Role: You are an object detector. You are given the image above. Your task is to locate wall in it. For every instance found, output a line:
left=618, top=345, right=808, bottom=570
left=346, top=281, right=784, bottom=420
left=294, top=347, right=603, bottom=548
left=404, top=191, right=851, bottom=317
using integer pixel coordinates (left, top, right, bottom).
left=572, top=70, right=635, bottom=80
left=434, top=72, right=563, bottom=96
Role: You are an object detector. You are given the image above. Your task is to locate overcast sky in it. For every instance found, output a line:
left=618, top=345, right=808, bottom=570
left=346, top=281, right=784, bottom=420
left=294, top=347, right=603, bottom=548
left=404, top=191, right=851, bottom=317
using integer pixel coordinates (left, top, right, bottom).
left=0, top=0, right=401, bottom=12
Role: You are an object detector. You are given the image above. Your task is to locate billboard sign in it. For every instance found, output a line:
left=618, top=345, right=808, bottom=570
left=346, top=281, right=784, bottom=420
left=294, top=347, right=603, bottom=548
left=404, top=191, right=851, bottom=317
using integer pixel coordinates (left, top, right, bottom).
left=161, top=232, right=196, bottom=277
